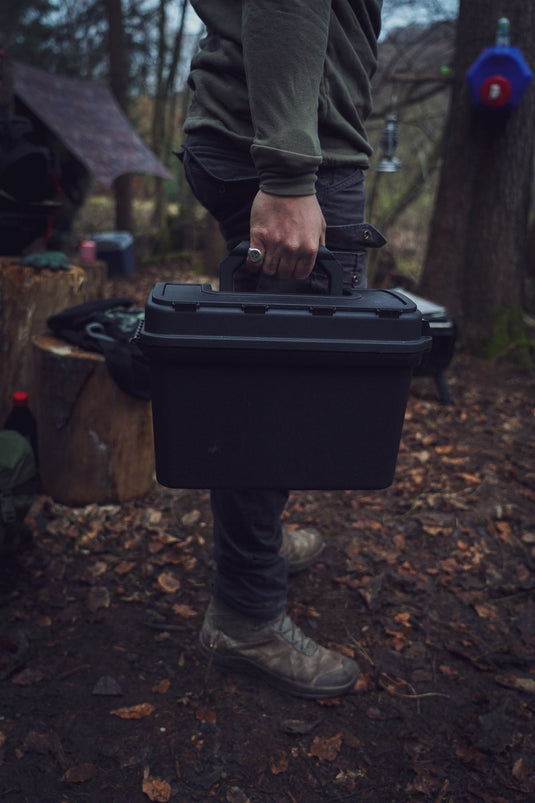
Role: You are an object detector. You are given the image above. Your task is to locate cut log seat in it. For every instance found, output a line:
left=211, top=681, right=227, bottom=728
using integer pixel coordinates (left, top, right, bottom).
left=32, top=334, right=154, bottom=505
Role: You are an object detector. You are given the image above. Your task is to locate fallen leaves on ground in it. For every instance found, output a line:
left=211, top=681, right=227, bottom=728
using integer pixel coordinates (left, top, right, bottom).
left=142, top=776, right=172, bottom=801
left=110, top=703, right=155, bottom=720
left=1, top=350, right=535, bottom=802
left=309, top=732, right=343, bottom=761
left=62, top=763, right=96, bottom=784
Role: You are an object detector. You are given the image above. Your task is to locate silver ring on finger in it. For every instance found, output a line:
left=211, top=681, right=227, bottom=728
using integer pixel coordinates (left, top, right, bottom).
left=247, top=247, right=265, bottom=264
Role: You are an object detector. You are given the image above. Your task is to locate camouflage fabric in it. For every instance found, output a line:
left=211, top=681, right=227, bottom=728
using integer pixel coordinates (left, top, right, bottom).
left=0, top=430, right=37, bottom=556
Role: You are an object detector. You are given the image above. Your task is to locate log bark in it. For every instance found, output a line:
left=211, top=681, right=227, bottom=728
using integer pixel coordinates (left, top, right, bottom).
left=73, top=258, right=108, bottom=301
left=1, top=260, right=80, bottom=421
left=0, top=258, right=107, bottom=422
left=32, top=334, right=154, bottom=505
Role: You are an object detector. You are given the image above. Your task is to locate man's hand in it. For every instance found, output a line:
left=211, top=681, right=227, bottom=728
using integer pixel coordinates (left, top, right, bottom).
left=247, top=190, right=326, bottom=280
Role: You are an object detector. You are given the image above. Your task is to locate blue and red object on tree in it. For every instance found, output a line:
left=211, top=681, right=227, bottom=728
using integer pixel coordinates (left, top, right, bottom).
left=466, top=18, right=532, bottom=110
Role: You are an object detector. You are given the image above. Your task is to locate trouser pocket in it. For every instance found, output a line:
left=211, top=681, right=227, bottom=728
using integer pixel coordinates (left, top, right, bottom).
left=325, top=222, right=386, bottom=290
left=179, top=144, right=259, bottom=248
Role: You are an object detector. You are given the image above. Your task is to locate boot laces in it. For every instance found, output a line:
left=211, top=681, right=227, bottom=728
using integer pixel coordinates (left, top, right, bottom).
left=273, top=614, right=317, bottom=656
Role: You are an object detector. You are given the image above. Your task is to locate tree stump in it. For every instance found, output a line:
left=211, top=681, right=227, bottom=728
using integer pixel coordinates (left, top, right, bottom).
left=0, top=258, right=106, bottom=422
left=32, top=334, right=154, bottom=505
left=73, top=258, right=108, bottom=302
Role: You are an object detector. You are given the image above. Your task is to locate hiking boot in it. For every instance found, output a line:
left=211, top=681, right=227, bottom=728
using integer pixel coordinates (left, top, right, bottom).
left=280, top=528, right=324, bottom=574
left=198, top=597, right=359, bottom=698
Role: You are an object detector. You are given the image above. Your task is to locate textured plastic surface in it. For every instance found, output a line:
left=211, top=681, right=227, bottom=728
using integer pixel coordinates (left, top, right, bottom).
left=137, top=274, right=431, bottom=490
left=142, top=283, right=429, bottom=357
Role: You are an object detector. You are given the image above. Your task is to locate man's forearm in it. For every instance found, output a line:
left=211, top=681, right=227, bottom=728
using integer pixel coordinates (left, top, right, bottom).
left=243, top=0, right=332, bottom=196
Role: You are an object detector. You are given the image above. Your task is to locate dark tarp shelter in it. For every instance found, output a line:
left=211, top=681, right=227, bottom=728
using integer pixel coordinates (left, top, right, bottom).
left=11, top=60, right=171, bottom=188
left=0, top=60, right=172, bottom=253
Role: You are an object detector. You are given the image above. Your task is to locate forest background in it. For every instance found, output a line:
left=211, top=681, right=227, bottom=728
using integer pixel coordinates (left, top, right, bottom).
left=2, top=7, right=535, bottom=800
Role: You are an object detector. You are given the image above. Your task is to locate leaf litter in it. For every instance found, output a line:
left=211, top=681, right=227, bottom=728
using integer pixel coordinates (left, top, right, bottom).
left=0, top=259, right=534, bottom=802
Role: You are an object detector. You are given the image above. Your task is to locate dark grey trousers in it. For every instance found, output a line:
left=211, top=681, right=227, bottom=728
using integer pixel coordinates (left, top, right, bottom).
left=180, top=130, right=375, bottom=620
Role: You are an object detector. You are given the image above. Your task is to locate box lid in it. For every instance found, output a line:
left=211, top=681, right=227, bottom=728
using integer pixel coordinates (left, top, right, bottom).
left=392, top=287, right=448, bottom=319
left=138, top=283, right=432, bottom=356
left=93, top=231, right=133, bottom=251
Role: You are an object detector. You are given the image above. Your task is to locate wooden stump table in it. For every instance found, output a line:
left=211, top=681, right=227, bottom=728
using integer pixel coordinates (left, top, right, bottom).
left=0, top=257, right=107, bottom=422
left=32, top=334, right=154, bottom=505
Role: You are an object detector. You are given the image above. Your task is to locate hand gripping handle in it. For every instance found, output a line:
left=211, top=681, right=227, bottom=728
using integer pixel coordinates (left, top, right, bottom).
left=219, top=241, right=344, bottom=296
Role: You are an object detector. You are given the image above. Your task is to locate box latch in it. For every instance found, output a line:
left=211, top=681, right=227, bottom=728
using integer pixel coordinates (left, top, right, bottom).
left=242, top=304, right=270, bottom=314
left=310, top=306, right=336, bottom=316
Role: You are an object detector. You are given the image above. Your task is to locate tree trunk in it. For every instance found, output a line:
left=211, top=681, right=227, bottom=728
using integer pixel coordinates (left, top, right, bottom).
left=151, top=0, right=189, bottom=234
left=419, top=0, right=535, bottom=352
left=105, top=0, right=133, bottom=232
left=113, top=173, right=133, bottom=232
left=0, top=258, right=104, bottom=423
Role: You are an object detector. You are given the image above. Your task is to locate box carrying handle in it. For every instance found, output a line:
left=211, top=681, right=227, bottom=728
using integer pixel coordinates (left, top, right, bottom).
left=219, top=241, right=344, bottom=296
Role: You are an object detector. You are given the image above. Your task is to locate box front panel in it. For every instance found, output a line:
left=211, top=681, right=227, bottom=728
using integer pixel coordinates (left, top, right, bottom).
left=149, top=359, right=411, bottom=490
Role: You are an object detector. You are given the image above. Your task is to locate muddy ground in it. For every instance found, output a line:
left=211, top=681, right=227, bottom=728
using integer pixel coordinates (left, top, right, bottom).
left=1, top=262, right=535, bottom=802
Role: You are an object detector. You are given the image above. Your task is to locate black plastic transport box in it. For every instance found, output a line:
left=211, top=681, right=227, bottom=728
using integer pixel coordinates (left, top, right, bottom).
left=136, top=246, right=431, bottom=490
left=393, top=288, right=457, bottom=405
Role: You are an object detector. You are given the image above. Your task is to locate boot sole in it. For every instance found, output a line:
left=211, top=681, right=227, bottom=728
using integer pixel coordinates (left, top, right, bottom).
left=197, top=635, right=358, bottom=699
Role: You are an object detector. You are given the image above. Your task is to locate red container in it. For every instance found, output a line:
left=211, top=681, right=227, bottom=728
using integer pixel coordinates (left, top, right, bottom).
left=78, top=239, right=96, bottom=262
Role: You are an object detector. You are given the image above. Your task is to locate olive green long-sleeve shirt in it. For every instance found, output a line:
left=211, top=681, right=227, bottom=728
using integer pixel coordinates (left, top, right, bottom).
left=184, top=0, right=382, bottom=196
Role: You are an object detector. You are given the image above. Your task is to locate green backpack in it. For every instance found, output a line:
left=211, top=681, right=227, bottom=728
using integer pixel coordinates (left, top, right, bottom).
left=0, top=430, right=37, bottom=556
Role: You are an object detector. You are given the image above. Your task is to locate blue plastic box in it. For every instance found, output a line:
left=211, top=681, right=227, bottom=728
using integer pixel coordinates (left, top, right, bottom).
left=93, top=231, right=135, bottom=276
